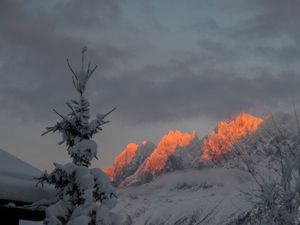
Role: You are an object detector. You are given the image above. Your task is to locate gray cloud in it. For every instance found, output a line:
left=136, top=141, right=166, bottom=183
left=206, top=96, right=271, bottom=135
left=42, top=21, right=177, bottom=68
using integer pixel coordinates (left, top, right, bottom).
left=93, top=64, right=300, bottom=124
left=1, top=0, right=300, bottom=169
left=3, top=33, right=298, bottom=125
left=0, top=0, right=131, bottom=122
left=236, top=0, right=300, bottom=40
left=1, top=0, right=299, bottom=124
left=51, top=0, right=123, bottom=28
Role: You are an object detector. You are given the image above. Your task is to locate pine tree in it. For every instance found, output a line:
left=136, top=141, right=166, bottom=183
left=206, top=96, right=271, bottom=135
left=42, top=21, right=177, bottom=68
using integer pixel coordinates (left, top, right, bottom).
left=39, top=47, right=121, bottom=225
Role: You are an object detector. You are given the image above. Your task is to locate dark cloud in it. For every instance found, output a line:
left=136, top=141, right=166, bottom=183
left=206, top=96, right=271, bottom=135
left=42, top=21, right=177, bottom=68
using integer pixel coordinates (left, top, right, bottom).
left=0, top=0, right=122, bottom=30
left=1, top=0, right=299, bottom=124
left=51, top=0, right=123, bottom=28
left=93, top=64, right=300, bottom=124
left=236, top=0, right=300, bottom=40
left=1, top=0, right=300, bottom=169
left=0, top=0, right=131, bottom=122
left=136, top=1, right=168, bottom=31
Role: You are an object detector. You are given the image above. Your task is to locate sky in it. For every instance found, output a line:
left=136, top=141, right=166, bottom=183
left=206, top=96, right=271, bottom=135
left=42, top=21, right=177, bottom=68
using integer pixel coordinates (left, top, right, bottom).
left=1, top=0, right=300, bottom=170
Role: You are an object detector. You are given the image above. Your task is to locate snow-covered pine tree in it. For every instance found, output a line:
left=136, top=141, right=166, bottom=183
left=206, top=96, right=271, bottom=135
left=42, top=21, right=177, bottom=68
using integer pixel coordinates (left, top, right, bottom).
left=39, top=47, right=120, bottom=225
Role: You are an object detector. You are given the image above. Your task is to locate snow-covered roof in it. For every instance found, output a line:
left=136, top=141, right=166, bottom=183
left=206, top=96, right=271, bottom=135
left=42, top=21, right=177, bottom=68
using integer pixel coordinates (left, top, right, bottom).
left=0, top=149, right=53, bottom=203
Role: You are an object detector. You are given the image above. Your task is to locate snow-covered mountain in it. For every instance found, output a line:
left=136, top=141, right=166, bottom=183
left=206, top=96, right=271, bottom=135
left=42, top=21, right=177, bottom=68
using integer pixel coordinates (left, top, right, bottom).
left=104, top=141, right=156, bottom=186
left=201, top=112, right=263, bottom=160
left=108, top=112, right=300, bottom=225
left=104, top=112, right=264, bottom=187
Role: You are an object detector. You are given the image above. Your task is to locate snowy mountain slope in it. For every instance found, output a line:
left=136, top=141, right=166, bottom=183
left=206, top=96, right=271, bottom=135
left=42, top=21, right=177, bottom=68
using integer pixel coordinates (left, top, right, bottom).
left=113, top=168, right=255, bottom=225
left=162, top=136, right=203, bottom=173
left=0, top=149, right=54, bottom=203
left=0, top=148, right=41, bottom=178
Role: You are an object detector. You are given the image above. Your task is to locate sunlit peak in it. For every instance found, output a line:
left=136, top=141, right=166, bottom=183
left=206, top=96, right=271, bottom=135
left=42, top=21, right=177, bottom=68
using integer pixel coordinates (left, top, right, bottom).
left=104, top=142, right=138, bottom=181
left=143, top=130, right=197, bottom=175
left=201, top=112, right=263, bottom=161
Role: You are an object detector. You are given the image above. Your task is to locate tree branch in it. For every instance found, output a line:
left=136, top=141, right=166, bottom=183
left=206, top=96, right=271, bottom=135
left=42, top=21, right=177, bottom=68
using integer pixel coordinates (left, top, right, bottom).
left=103, top=107, right=117, bottom=118
left=67, top=59, right=78, bottom=80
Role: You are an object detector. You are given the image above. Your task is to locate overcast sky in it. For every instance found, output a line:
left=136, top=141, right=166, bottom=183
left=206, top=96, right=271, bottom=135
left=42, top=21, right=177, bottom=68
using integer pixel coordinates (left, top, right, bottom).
left=1, top=0, right=300, bottom=170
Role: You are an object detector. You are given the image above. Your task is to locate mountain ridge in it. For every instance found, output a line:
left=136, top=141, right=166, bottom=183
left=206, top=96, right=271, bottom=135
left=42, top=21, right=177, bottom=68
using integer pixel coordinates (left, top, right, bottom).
left=104, top=112, right=264, bottom=186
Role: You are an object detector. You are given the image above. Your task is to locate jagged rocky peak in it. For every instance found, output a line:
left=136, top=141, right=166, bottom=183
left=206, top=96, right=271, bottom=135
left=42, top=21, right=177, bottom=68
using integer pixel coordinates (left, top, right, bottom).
left=104, top=143, right=138, bottom=181
left=118, top=130, right=199, bottom=186
left=201, top=112, right=263, bottom=161
left=104, top=112, right=265, bottom=187
left=104, top=140, right=155, bottom=185
left=142, top=130, right=198, bottom=176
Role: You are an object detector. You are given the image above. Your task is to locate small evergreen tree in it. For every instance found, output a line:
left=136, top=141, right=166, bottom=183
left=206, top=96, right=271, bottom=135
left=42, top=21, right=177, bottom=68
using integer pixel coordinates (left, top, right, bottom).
left=39, top=47, right=120, bottom=225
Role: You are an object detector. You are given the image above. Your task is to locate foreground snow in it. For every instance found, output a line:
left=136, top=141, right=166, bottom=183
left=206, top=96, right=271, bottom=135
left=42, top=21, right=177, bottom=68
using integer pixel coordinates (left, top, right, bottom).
left=113, top=168, right=256, bottom=225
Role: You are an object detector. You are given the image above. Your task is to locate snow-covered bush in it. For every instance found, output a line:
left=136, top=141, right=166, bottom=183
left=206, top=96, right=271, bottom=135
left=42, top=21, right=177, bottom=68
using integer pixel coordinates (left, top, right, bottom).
left=39, top=47, right=120, bottom=225
left=228, top=113, right=300, bottom=225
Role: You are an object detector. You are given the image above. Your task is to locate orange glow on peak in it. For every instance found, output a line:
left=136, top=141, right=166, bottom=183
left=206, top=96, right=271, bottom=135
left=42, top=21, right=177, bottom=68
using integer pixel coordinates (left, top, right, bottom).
left=104, top=143, right=138, bottom=181
left=201, top=112, right=263, bottom=161
left=104, top=165, right=115, bottom=181
left=143, top=130, right=197, bottom=175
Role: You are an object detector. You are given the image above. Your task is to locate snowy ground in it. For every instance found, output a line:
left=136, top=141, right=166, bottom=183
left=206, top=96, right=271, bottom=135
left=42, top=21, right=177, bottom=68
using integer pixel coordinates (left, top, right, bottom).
left=113, top=168, right=256, bottom=225
left=19, top=168, right=256, bottom=225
